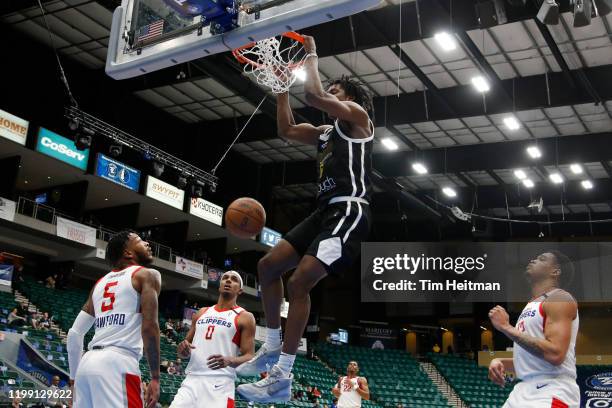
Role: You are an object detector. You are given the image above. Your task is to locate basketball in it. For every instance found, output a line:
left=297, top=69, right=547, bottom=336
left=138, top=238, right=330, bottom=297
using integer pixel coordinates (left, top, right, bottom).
left=225, top=197, right=266, bottom=239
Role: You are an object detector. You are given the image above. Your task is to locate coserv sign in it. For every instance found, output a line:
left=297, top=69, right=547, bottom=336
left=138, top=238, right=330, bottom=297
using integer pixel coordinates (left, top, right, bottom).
left=0, top=109, right=28, bottom=145
left=36, top=127, right=89, bottom=170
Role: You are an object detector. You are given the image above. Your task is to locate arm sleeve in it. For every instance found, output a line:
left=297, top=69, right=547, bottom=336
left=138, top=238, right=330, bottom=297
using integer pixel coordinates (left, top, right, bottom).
left=67, top=311, right=95, bottom=380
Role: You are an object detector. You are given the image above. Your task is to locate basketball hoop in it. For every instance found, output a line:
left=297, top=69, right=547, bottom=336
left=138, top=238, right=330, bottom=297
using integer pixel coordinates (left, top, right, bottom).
left=232, top=32, right=308, bottom=94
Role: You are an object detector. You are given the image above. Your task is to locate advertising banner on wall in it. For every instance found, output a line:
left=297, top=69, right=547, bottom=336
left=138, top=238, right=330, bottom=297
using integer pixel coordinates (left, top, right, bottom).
left=0, top=265, right=13, bottom=287
left=36, top=127, right=89, bottom=170
left=56, top=217, right=96, bottom=247
left=95, top=153, right=141, bottom=191
left=146, top=176, right=185, bottom=210
left=189, top=197, right=223, bottom=226
left=260, top=227, right=282, bottom=247
left=175, top=256, right=204, bottom=279
left=0, top=109, right=28, bottom=145
left=360, top=326, right=398, bottom=350
left=0, top=197, right=16, bottom=222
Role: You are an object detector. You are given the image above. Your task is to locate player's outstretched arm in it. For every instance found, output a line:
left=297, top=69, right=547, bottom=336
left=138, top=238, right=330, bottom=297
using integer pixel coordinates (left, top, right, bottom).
left=301, top=36, right=369, bottom=129
left=277, top=92, right=330, bottom=145
left=489, top=299, right=576, bottom=366
left=207, top=311, right=256, bottom=370
left=356, top=377, right=370, bottom=400
left=67, top=289, right=95, bottom=382
left=136, top=268, right=162, bottom=408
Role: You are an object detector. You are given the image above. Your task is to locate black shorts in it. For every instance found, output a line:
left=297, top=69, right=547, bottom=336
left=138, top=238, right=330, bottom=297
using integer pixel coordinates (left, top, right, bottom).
left=284, top=199, right=371, bottom=276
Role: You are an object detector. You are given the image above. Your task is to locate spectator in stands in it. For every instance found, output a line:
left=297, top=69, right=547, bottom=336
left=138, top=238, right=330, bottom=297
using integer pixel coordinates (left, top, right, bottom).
left=38, top=312, right=52, bottom=331
left=175, top=358, right=183, bottom=375
left=46, top=375, right=68, bottom=407
left=331, top=398, right=338, bottom=408
left=45, top=274, right=57, bottom=289
left=312, top=386, right=322, bottom=399
left=165, top=319, right=178, bottom=340
left=44, top=340, right=52, bottom=351
left=432, top=343, right=441, bottom=353
left=482, top=344, right=489, bottom=352
left=167, top=362, right=177, bottom=375
left=8, top=308, right=26, bottom=327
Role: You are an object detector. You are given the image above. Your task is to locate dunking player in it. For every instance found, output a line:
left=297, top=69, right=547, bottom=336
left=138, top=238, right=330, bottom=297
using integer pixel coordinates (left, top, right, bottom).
left=237, top=35, right=374, bottom=402
left=488, top=251, right=580, bottom=408
left=332, top=361, right=370, bottom=408
left=67, top=231, right=161, bottom=408
left=170, top=271, right=256, bottom=408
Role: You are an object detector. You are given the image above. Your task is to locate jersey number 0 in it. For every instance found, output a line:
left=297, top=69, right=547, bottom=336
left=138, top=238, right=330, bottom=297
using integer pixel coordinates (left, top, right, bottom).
left=101, top=281, right=118, bottom=312
left=205, top=325, right=215, bottom=340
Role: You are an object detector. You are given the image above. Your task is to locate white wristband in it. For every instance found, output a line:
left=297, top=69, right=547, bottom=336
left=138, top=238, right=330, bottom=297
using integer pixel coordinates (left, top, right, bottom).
left=305, top=53, right=318, bottom=59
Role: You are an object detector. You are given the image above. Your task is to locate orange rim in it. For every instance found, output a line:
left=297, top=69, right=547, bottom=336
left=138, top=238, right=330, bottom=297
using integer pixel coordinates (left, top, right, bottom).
left=232, top=32, right=305, bottom=69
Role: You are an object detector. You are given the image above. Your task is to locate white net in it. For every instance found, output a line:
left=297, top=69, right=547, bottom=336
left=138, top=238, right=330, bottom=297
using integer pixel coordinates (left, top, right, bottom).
left=234, top=35, right=307, bottom=94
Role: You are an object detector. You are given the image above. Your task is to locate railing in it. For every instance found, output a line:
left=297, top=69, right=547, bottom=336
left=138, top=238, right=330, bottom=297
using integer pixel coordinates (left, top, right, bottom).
left=14, top=196, right=259, bottom=287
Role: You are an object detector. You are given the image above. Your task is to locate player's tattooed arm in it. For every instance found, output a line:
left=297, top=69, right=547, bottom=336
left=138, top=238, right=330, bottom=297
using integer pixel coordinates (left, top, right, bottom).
left=489, top=300, right=576, bottom=366
left=139, top=269, right=162, bottom=378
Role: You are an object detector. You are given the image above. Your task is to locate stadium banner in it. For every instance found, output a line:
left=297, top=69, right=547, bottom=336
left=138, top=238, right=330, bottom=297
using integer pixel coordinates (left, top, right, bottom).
left=36, top=127, right=89, bottom=170
left=0, top=197, right=16, bottom=222
left=189, top=197, right=223, bottom=226
left=145, top=175, right=184, bottom=210
left=95, top=153, right=141, bottom=191
left=56, top=217, right=96, bottom=247
left=360, top=326, right=398, bottom=350
left=259, top=227, right=282, bottom=247
left=175, top=256, right=204, bottom=279
left=0, top=264, right=13, bottom=287
left=361, top=242, right=612, bottom=303
left=16, top=339, right=69, bottom=388
left=0, top=109, right=28, bottom=145
left=207, top=267, right=224, bottom=286
left=578, top=366, right=612, bottom=407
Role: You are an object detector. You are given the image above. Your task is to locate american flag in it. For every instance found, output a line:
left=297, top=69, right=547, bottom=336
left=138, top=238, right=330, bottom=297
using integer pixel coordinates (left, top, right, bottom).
left=137, top=20, right=164, bottom=42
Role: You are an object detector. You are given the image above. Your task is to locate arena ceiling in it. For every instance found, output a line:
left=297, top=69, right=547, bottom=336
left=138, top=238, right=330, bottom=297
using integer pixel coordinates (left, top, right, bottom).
left=3, top=0, right=612, bottom=225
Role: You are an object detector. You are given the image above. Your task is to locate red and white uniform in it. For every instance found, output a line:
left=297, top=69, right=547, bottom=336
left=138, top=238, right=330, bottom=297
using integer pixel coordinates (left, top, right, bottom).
left=75, top=265, right=144, bottom=408
left=338, top=376, right=364, bottom=408
left=503, top=289, right=580, bottom=408
left=170, top=305, right=246, bottom=408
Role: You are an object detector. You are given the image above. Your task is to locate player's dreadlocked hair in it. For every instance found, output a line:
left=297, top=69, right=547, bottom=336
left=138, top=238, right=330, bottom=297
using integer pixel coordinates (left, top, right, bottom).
left=106, top=230, right=135, bottom=267
left=548, top=249, right=575, bottom=289
left=328, top=75, right=373, bottom=115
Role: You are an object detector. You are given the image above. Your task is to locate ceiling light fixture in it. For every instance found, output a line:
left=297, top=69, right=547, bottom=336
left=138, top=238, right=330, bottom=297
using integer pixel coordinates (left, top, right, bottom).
left=471, top=76, right=490, bottom=93
left=442, top=187, right=457, bottom=197
left=549, top=173, right=564, bottom=184
left=412, top=162, right=428, bottom=174
left=523, top=179, right=535, bottom=188
left=381, top=138, right=399, bottom=151
left=504, top=116, right=520, bottom=130
left=514, top=169, right=527, bottom=180
left=570, top=164, right=583, bottom=174
left=527, top=146, right=542, bottom=159
left=434, top=32, right=457, bottom=51
left=581, top=180, right=593, bottom=189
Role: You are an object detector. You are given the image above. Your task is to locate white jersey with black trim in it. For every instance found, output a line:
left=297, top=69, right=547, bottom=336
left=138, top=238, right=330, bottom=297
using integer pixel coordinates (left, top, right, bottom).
left=337, top=376, right=363, bottom=408
left=185, top=305, right=245, bottom=379
left=513, top=289, right=579, bottom=380
left=89, top=265, right=143, bottom=358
